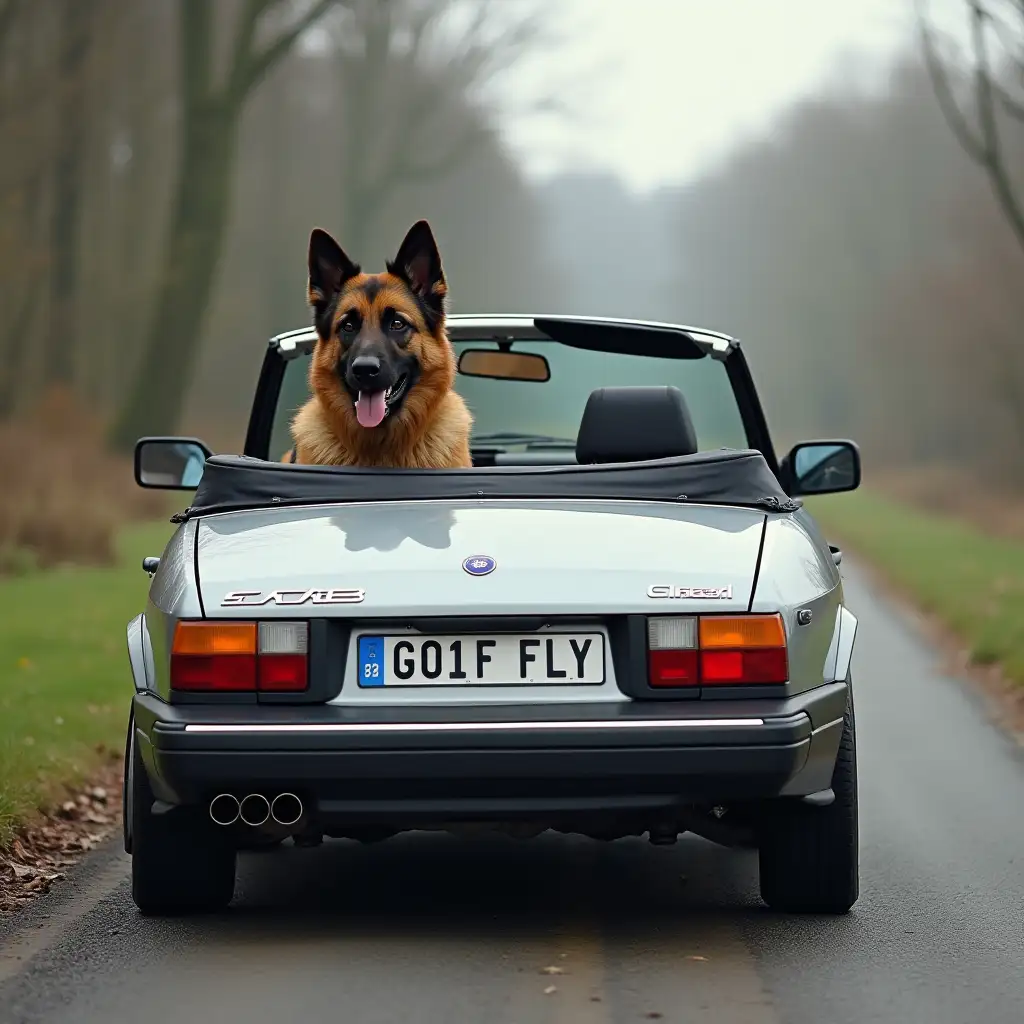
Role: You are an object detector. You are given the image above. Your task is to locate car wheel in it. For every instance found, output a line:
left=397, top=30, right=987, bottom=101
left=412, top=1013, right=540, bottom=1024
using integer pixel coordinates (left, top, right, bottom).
left=129, top=734, right=237, bottom=916
left=122, top=707, right=134, bottom=854
left=757, top=686, right=859, bottom=914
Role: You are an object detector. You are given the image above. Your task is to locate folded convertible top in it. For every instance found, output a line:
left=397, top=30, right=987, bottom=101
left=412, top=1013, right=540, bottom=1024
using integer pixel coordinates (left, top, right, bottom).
left=171, top=449, right=800, bottom=521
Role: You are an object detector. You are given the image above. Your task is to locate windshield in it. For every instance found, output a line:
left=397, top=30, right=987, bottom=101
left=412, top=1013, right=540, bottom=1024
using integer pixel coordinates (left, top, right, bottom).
left=268, top=338, right=748, bottom=461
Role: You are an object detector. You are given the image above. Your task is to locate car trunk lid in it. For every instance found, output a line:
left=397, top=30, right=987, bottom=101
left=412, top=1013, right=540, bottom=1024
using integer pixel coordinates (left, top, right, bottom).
left=195, top=498, right=766, bottom=618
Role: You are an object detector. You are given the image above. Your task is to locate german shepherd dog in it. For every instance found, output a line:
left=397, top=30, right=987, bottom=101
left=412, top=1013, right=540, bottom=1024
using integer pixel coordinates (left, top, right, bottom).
left=287, top=221, right=472, bottom=468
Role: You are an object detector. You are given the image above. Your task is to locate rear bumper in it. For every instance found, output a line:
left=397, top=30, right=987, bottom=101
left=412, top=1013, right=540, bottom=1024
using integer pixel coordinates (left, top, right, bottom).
left=133, top=682, right=848, bottom=823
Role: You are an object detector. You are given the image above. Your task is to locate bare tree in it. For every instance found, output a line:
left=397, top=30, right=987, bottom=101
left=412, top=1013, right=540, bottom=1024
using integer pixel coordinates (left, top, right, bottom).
left=330, top=0, right=562, bottom=256
left=43, top=0, right=98, bottom=389
left=0, top=0, right=23, bottom=47
left=916, top=0, right=1024, bottom=253
left=108, top=0, right=342, bottom=451
left=0, top=175, right=44, bottom=417
left=0, top=0, right=49, bottom=417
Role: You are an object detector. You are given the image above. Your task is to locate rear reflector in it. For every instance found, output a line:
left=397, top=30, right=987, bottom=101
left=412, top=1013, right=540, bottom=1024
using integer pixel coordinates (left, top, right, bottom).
left=258, top=653, right=308, bottom=692
left=171, top=621, right=309, bottom=693
left=171, top=654, right=257, bottom=691
left=648, top=648, right=699, bottom=686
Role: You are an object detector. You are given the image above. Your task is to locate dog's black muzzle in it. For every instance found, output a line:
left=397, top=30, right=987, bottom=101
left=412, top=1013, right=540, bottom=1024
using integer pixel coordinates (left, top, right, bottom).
left=349, top=355, right=386, bottom=391
left=339, top=342, right=418, bottom=416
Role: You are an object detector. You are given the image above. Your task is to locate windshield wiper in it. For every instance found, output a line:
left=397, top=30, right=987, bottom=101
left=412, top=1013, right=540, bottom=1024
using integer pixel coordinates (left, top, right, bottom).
left=472, top=431, right=577, bottom=450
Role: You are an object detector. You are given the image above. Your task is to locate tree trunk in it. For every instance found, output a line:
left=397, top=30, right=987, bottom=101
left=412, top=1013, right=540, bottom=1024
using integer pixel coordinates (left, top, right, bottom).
left=338, top=3, right=390, bottom=256
left=0, top=169, right=44, bottom=418
left=0, top=281, right=40, bottom=418
left=43, top=0, right=93, bottom=388
left=107, top=101, right=237, bottom=450
left=262, top=63, right=295, bottom=333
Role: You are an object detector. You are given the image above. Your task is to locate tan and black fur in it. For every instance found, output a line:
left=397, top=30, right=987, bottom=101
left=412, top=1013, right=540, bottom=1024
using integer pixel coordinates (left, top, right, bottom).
left=287, top=221, right=472, bottom=469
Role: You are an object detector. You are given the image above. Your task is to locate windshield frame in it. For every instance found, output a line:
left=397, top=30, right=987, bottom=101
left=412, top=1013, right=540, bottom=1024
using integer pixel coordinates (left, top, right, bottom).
left=243, top=314, right=780, bottom=479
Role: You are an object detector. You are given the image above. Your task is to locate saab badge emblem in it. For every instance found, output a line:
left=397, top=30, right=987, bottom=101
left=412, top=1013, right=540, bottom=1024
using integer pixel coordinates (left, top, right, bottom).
left=221, top=588, right=365, bottom=606
left=462, top=555, right=496, bottom=576
left=646, top=584, right=733, bottom=599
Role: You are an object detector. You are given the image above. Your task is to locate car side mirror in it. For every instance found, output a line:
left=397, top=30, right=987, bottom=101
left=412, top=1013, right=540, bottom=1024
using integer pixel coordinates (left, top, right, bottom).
left=134, top=436, right=213, bottom=490
left=782, top=439, right=860, bottom=496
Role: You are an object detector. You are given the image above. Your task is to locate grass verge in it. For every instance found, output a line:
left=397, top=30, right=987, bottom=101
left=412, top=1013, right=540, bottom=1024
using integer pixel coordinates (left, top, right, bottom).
left=808, top=489, right=1024, bottom=687
left=0, top=520, right=173, bottom=847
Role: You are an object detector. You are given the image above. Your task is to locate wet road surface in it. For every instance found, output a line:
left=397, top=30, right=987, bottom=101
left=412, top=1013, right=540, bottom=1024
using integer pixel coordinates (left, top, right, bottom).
left=0, top=564, right=1022, bottom=1023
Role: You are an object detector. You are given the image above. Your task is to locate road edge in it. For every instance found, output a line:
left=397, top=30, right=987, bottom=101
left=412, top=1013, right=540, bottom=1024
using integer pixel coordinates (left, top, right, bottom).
left=840, top=553, right=1024, bottom=748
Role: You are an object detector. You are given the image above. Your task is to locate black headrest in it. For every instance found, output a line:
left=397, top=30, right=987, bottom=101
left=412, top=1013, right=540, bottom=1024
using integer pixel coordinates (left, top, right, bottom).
left=575, top=386, right=699, bottom=464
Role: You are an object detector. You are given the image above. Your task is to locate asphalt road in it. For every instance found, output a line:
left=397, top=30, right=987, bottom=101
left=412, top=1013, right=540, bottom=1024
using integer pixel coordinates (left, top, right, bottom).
left=0, top=563, right=1022, bottom=1024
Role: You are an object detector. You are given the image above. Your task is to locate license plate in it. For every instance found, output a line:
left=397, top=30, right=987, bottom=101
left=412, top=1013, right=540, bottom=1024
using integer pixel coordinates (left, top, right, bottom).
left=357, top=633, right=605, bottom=687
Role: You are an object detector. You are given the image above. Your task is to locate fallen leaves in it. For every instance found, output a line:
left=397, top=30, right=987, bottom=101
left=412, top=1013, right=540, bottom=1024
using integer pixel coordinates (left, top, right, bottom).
left=0, top=758, right=123, bottom=914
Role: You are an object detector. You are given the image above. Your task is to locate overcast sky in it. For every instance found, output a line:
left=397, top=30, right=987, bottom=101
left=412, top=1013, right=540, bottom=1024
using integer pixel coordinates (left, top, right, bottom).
left=499, top=0, right=920, bottom=192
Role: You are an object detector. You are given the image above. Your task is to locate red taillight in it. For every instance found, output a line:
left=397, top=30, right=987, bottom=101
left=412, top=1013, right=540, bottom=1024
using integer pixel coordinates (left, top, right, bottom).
left=172, top=654, right=257, bottom=691
left=700, top=650, right=743, bottom=682
left=258, top=654, right=308, bottom=691
left=648, top=648, right=699, bottom=686
left=171, top=620, right=308, bottom=693
left=701, top=647, right=788, bottom=685
left=645, top=614, right=788, bottom=688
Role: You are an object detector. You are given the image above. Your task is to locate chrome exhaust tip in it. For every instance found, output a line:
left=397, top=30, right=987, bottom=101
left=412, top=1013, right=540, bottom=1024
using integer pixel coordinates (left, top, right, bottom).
left=209, top=793, right=240, bottom=826
left=238, top=793, right=271, bottom=827
left=270, top=793, right=303, bottom=827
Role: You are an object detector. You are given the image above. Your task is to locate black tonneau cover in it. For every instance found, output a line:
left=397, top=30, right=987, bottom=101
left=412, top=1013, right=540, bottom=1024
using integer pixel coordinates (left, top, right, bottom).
left=172, top=450, right=799, bottom=521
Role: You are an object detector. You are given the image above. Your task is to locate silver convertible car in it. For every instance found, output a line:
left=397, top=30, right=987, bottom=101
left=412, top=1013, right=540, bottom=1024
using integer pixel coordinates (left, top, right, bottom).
left=126, top=315, right=861, bottom=917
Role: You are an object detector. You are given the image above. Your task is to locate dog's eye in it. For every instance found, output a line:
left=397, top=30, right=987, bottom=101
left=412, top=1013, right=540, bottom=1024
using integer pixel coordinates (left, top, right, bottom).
left=390, top=317, right=407, bottom=331
left=339, top=320, right=356, bottom=333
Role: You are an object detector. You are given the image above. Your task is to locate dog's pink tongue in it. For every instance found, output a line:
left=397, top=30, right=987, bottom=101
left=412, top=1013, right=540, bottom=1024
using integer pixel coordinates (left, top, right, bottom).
left=355, top=391, right=387, bottom=428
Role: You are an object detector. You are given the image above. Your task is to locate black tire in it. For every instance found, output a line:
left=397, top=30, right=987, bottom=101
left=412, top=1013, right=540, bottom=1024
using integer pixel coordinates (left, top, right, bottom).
left=122, top=708, right=134, bottom=854
left=757, top=688, right=859, bottom=914
left=129, top=730, right=237, bottom=916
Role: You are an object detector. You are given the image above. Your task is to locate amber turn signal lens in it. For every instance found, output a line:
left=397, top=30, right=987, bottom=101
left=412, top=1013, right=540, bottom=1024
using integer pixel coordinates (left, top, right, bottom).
left=172, top=621, right=257, bottom=656
left=699, top=614, right=785, bottom=649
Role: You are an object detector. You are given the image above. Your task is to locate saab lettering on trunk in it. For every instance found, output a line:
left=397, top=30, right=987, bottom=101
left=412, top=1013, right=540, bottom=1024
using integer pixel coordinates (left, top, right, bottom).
left=646, top=584, right=733, bottom=599
left=221, top=588, right=365, bottom=607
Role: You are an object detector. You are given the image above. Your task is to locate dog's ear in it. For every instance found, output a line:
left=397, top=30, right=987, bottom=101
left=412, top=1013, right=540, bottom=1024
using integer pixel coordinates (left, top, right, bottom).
left=308, top=228, right=360, bottom=331
left=387, top=220, right=447, bottom=318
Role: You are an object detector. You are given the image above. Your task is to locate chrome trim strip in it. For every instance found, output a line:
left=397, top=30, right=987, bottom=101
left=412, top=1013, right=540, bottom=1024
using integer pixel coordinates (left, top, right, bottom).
left=810, top=716, right=844, bottom=737
left=183, top=718, right=765, bottom=735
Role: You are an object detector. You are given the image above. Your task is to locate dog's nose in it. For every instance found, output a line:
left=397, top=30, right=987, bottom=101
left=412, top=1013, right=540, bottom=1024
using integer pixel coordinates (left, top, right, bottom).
left=350, top=355, right=382, bottom=387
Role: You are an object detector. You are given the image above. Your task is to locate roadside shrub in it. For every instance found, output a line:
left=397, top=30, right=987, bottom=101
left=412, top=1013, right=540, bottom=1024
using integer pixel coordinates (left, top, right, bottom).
left=0, top=389, right=166, bottom=572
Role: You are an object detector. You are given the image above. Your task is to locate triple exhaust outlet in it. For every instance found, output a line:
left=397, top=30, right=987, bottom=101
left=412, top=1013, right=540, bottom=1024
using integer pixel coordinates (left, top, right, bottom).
left=209, top=792, right=303, bottom=828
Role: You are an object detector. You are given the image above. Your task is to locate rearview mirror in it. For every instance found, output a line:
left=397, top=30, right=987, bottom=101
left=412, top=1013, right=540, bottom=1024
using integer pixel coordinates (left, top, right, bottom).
left=784, top=440, right=861, bottom=496
left=457, top=348, right=550, bottom=382
left=134, top=437, right=213, bottom=490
